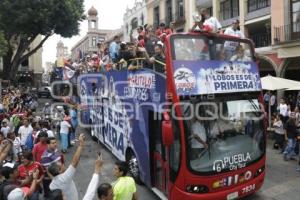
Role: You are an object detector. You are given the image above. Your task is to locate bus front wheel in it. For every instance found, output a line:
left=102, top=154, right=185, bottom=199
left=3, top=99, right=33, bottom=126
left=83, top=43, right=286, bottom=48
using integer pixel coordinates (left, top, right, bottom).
left=126, top=151, right=142, bottom=185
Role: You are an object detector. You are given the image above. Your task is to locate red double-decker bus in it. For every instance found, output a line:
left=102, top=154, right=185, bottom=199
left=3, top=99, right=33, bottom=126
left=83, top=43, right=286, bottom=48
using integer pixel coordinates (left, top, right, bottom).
left=159, top=31, right=266, bottom=199
left=80, top=30, right=266, bottom=200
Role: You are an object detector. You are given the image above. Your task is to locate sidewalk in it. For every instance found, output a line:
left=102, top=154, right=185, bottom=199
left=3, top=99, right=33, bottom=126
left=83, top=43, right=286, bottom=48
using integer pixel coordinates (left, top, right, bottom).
left=63, top=127, right=300, bottom=200
left=246, top=135, right=300, bottom=200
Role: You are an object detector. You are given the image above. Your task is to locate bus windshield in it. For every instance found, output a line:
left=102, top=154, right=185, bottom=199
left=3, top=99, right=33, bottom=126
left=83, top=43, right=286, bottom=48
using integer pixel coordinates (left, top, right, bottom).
left=172, top=35, right=253, bottom=62
left=179, top=95, right=265, bottom=174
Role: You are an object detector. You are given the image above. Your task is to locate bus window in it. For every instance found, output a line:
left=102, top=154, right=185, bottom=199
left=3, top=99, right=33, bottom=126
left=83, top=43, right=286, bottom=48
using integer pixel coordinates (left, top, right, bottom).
left=182, top=95, right=265, bottom=174
left=215, top=39, right=253, bottom=62
left=174, top=38, right=210, bottom=61
left=171, top=35, right=254, bottom=62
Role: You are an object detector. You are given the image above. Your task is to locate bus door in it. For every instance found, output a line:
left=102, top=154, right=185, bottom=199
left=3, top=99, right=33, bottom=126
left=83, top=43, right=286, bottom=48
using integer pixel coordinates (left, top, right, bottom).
left=149, top=111, right=169, bottom=196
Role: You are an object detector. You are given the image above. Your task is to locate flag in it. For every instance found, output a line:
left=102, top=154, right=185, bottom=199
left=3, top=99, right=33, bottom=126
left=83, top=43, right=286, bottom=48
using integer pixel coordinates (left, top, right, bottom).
left=63, top=65, right=75, bottom=80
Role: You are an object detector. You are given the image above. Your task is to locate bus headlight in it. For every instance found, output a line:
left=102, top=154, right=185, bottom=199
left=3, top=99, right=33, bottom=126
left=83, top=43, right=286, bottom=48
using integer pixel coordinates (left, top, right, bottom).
left=254, top=165, right=265, bottom=178
left=186, top=185, right=209, bottom=193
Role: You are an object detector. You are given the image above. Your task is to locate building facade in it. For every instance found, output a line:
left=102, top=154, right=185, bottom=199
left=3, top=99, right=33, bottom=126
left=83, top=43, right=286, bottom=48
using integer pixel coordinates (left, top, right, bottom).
left=145, top=0, right=300, bottom=84
left=146, top=0, right=196, bottom=32
left=71, top=6, right=113, bottom=61
left=56, top=41, right=69, bottom=59
left=123, top=0, right=147, bottom=42
left=105, top=28, right=124, bottom=44
left=22, top=35, right=43, bottom=86
left=196, top=0, right=300, bottom=83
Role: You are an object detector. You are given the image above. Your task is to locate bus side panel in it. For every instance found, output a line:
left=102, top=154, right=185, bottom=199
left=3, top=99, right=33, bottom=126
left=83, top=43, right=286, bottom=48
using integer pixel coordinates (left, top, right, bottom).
left=81, top=70, right=166, bottom=186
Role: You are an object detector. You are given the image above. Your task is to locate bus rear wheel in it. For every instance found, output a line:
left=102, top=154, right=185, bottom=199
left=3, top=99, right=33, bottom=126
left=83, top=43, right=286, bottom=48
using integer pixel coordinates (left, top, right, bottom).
left=127, top=152, right=142, bottom=185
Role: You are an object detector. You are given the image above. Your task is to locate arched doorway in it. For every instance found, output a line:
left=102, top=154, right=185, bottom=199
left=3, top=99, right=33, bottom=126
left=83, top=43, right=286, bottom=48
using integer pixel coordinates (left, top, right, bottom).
left=281, top=57, right=300, bottom=110
left=282, top=58, right=300, bottom=81
left=257, top=57, right=277, bottom=77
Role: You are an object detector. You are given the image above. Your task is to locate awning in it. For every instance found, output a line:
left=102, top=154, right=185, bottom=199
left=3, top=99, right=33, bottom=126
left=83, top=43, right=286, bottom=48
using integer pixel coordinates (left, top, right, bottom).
left=261, top=75, right=300, bottom=90
left=278, top=46, right=300, bottom=58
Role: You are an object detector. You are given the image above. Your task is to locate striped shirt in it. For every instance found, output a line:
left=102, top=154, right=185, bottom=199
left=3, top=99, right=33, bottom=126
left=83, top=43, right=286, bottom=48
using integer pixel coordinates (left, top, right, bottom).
left=40, top=149, right=64, bottom=168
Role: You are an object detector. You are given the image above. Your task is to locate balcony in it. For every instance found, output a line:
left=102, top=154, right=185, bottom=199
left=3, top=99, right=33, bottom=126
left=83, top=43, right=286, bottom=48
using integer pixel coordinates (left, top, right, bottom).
left=245, top=0, right=271, bottom=21
left=274, top=23, right=300, bottom=44
left=250, top=33, right=271, bottom=48
left=247, top=0, right=271, bottom=13
left=172, top=11, right=185, bottom=27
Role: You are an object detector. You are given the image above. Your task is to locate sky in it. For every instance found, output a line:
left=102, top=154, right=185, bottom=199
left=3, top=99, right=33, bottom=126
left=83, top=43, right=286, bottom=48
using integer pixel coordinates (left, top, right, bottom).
left=42, top=0, right=136, bottom=68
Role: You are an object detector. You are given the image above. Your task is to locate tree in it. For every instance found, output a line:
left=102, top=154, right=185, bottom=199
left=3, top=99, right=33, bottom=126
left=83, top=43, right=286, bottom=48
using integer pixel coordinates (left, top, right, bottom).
left=0, top=0, right=84, bottom=81
left=0, top=31, right=7, bottom=57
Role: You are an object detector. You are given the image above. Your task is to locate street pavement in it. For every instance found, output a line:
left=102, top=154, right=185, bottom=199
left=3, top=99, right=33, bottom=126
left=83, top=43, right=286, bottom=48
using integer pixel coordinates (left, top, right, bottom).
left=37, top=98, right=300, bottom=200
left=65, top=126, right=300, bottom=200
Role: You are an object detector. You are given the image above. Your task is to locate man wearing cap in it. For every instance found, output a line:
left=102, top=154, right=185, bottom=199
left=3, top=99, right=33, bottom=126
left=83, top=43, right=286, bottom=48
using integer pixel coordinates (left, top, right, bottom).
left=40, top=137, right=64, bottom=198
left=224, top=20, right=245, bottom=60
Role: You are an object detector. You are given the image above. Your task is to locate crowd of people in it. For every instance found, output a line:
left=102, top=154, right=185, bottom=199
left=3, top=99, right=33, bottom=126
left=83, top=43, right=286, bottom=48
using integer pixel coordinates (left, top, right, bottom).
left=0, top=88, right=138, bottom=200
left=54, top=8, right=248, bottom=83
left=266, top=92, right=300, bottom=171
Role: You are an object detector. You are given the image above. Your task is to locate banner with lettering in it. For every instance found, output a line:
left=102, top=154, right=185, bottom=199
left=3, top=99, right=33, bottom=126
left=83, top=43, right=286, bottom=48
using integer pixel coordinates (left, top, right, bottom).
left=173, top=60, right=262, bottom=96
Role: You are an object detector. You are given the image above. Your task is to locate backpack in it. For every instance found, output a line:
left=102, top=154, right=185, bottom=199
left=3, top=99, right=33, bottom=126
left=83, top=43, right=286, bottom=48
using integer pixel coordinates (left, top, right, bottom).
left=24, top=133, right=34, bottom=150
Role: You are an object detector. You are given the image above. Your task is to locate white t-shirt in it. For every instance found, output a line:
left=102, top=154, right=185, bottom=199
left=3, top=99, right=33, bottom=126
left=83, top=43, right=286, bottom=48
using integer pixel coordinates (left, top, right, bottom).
left=279, top=103, right=288, bottom=117
left=224, top=27, right=245, bottom=38
left=1, top=126, right=10, bottom=137
left=50, top=165, right=78, bottom=200
left=204, top=17, right=222, bottom=32
left=270, top=95, right=276, bottom=106
left=191, top=121, right=207, bottom=148
left=60, top=121, right=71, bottom=134
left=13, top=137, right=22, bottom=156
left=224, top=27, right=245, bottom=51
left=18, top=125, right=33, bottom=145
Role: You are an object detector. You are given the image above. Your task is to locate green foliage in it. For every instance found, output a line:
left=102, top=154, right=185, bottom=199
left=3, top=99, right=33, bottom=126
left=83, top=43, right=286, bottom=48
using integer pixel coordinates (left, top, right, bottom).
left=0, top=0, right=85, bottom=81
left=0, top=0, right=85, bottom=38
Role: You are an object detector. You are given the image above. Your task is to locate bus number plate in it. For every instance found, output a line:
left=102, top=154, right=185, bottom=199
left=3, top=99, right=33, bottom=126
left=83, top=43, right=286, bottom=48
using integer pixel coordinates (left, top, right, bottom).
left=227, top=192, right=238, bottom=200
left=242, top=184, right=256, bottom=194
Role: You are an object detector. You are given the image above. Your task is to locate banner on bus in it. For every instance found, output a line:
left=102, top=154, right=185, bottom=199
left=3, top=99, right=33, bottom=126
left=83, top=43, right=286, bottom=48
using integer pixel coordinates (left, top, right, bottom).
left=173, top=60, right=262, bottom=96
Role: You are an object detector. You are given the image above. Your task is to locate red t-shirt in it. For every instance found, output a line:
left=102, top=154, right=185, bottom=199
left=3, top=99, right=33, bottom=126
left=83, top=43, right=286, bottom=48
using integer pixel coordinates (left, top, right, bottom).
left=18, top=162, right=44, bottom=187
left=32, top=142, right=48, bottom=163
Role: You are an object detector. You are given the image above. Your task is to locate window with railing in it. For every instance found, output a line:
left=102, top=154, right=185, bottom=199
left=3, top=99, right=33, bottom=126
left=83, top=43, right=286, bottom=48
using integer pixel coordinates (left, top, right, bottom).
left=220, top=0, right=239, bottom=20
left=176, top=0, right=184, bottom=20
left=207, top=7, right=213, bottom=17
left=92, top=37, right=97, bottom=47
left=291, top=0, right=300, bottom=34
left=248, top=0, right=271, bottom=13
left=250, top=33, right=271, bottom=48
left=131, top=17, right=138, bottom=30
left=154, top=6, right=160, bottom=28
left=166, top=0, right=173, bottom=25
left=141, top=14, right=144, bottom=26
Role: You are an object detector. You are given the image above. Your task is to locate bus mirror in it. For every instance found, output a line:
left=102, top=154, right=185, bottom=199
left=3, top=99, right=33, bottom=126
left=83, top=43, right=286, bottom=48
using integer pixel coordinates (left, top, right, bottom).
left=162, top=120, right=174, bottom=147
